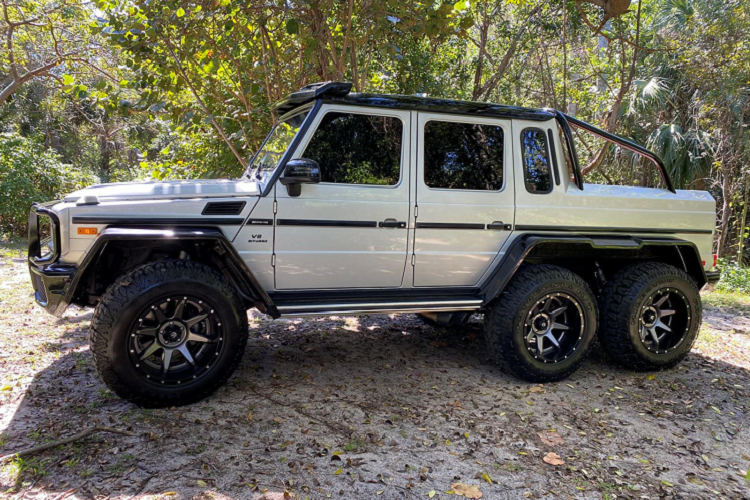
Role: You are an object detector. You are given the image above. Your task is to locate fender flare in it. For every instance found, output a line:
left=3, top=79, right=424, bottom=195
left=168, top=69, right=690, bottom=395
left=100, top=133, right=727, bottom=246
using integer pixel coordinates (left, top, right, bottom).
left=64, top=226, right=279, bottom=318
left=479, top=234, right=707, bottom=302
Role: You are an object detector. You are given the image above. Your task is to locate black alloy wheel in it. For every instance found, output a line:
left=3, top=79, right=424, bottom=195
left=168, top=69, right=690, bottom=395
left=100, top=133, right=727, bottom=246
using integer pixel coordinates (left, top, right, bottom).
left=524, top=293, right=585, bottom=364
left=128, top=295, right=225, bottom=386
left=637, top=288, right=692, bottom=354
left=484, top=264, right=598, bottom=382
left=90, top=260, right=248, bottom=407
left=598, top=262, right=702, bottom=371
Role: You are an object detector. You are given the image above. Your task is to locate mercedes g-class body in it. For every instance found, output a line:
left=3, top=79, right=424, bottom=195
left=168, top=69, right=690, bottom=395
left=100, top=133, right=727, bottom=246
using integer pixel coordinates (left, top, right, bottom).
left=28, top=82, right=719, bottom=407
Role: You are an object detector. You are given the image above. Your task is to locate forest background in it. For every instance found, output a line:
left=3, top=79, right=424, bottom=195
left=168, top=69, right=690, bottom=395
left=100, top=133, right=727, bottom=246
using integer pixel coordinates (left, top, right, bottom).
left=1, top=0, right=748, bottom=266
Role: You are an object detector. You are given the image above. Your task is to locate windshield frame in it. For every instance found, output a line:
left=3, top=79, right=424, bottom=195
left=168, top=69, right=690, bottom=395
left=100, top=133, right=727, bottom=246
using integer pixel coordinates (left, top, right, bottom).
left=242, top=102, right=317, bottom=183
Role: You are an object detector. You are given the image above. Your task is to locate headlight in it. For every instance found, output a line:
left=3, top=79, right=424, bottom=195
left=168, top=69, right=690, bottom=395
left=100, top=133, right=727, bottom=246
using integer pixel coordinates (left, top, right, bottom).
left=38, top=216, right=54, bottom=259
left=28, top=205, right=60, bottom=263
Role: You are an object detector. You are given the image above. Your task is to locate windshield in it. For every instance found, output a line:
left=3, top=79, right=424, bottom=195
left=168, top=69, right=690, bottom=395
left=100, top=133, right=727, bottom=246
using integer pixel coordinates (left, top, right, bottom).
left=244, top=110, right=309, bottom=179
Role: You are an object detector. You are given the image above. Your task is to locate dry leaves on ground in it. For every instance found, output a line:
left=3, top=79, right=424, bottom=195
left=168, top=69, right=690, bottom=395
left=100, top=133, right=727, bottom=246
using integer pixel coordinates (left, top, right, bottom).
left=451, top=482, right=483, bottom=499
left=537, top=430, right=564, bottom=447
left=543, top=452, right=564, bottom=466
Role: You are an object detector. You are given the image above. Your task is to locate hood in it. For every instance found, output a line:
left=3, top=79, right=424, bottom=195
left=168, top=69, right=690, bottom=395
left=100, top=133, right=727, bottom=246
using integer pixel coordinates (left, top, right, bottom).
left=63, top=179, right=261, bottom=203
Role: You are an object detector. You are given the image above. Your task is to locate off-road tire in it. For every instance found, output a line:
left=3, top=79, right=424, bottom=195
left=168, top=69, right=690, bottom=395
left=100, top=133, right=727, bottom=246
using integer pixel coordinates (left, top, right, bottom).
left=89, top=260, right=248, bottom=407
left=484, top=265, right=598, bottom=382
left=598, top=262, right=701, bottom=371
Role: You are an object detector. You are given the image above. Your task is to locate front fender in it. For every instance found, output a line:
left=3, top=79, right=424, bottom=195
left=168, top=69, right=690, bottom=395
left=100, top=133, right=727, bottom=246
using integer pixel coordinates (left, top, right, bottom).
left=62, top=227, right=278, bottom=318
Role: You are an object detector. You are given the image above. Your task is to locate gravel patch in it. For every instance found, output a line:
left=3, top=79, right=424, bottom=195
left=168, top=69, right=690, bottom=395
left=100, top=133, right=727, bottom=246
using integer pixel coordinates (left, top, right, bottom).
left=1, top=245, right=749, bottom=499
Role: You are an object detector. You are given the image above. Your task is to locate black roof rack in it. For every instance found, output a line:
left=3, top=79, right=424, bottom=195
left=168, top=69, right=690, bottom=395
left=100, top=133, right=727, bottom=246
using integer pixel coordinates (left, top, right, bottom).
left=272, top=81, right=554, bottom=121
left=272, top=82, right=353, bottom=116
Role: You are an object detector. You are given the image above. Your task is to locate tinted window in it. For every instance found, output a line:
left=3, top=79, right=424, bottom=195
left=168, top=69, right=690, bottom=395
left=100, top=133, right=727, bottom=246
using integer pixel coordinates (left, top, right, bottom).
left=302, top=112, right=402, bottom=185
left=522, top=129, right=552, bottom=193
left=423, top=121, right=504, bottom=191
left=249, top=111, right=308, bottom=176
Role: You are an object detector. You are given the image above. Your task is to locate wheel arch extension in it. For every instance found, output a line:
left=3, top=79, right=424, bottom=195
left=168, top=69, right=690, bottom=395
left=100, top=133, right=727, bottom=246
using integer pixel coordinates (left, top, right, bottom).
left=66, top=227, right=279, bottom=318
left=480, top=234, right=708, bottom=303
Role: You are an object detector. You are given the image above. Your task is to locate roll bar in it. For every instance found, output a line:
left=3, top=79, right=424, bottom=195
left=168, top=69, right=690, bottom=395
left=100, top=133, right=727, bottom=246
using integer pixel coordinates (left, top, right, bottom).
left=554, top=112, right=676, bottom=194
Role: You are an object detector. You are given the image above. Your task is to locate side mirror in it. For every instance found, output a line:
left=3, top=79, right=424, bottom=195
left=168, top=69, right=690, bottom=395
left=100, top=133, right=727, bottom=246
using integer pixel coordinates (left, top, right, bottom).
left=280, top=158, right=321, bottom=196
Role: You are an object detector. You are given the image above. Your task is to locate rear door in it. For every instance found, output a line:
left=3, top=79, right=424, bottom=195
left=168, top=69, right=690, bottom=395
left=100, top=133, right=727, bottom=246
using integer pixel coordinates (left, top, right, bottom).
left=413, top=113, right=515, bottom=287
left=273, top=105, right=411, bottom=289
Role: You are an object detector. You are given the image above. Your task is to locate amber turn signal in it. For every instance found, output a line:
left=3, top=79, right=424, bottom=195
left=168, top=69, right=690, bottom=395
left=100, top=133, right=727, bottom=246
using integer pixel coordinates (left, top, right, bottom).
left=77, top=227, right=98, bottom=235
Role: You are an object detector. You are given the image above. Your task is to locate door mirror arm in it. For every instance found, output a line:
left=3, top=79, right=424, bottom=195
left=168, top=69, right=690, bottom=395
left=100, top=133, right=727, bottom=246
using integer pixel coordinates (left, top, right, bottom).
left=280, top=158, right=321, bottom=197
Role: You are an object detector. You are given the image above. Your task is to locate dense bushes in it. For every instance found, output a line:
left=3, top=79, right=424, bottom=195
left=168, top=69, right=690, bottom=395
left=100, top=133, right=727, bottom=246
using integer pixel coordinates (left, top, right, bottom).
left=0, top=133, right=97, bottom=236
left=716, top=259, right=750, bottom=295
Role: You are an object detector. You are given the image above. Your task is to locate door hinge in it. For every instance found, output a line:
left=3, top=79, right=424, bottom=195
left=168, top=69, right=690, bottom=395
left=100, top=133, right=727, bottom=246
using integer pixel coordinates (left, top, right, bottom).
left=411, top=254, right=415, bottom=266
left=273, top=200, right=278, bottom=214
left=414, top=205, right=418, bottom=218
left=271, top=254, right=276, bottom=266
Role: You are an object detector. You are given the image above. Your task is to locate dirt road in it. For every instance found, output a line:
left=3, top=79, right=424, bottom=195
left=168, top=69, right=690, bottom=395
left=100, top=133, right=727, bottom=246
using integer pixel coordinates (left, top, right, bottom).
left=1, top=247, right=749, bottom=499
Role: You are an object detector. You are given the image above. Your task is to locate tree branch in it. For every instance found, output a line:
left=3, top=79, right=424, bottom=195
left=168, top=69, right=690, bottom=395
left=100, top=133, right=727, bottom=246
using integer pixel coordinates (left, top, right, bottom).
left=160, top=31, right=248, bottom=169
left=0, top=427, right=133, bottom=463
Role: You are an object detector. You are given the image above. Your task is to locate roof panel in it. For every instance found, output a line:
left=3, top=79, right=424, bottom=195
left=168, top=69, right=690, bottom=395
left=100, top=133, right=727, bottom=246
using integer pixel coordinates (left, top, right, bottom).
left=272, top=81, right=555, bottom=121
left=323, top=93, right=555, bottom=121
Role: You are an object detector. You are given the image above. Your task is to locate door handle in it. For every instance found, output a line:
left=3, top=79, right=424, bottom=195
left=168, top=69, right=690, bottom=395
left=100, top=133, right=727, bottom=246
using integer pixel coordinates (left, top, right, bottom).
left=487, top=221, right=513, bottom=230
left=380, top=218, right=407, bottom=228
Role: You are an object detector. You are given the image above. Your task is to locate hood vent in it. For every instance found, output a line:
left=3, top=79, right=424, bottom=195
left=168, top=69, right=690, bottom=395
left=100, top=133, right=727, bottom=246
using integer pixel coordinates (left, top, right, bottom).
left=202, top=201, right=247, bottom=216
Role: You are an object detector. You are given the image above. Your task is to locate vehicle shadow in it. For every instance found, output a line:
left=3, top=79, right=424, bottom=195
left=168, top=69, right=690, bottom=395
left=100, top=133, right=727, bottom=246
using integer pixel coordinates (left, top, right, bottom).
left=1, top=309, right=749, bottom=499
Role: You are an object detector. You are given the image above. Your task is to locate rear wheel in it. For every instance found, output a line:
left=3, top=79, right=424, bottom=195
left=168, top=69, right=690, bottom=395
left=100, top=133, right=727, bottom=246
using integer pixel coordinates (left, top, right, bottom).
left=89, top=260, right=248, bottom=407
left=484, top=265, right=598, bottom=382
left=598, top=262, right=701, bottom=370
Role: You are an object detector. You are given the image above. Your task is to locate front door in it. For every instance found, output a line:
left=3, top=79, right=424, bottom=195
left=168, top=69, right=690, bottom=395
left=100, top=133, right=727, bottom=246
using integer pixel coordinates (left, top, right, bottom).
left=413, top=113, right=515, bottom=287
left=274, top=105, right=411, bottom=289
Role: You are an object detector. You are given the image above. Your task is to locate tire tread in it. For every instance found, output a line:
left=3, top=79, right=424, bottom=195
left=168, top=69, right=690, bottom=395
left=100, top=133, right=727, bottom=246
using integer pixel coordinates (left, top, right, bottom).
left=484, top=265, right=597, bottom=382
left=89, top=259, right=248, bottom=407
left=598, top=262, right=701, bottom=371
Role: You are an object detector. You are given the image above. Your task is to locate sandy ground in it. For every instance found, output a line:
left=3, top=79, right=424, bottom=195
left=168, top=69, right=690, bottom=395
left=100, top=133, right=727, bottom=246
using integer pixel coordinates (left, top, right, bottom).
left=1, top=242, right=749, bottom=500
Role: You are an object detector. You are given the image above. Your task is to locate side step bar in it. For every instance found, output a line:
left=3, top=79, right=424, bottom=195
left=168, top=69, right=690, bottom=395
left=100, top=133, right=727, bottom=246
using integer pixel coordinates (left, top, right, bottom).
left=275, top=299, right=483, bottom=317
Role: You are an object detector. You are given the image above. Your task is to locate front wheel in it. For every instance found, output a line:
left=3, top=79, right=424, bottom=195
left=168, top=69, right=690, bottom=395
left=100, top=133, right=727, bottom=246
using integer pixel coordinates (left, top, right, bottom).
left=484, top=265, right=598, bottom=382
left=89, top=260, right=248, bottom=407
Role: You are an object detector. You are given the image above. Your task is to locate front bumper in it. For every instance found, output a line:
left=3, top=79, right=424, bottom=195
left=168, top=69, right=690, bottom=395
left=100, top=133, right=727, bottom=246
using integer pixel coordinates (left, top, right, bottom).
left=28, top=203, right=76, bottom=316
left=29, top=263, right=76, bottom=316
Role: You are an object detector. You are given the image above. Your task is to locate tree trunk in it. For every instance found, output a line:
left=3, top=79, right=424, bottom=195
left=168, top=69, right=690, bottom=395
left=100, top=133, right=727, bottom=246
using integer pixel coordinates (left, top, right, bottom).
left=717, top=170, right=733, bottom=257
left=738, top=177, right=749, bottom=264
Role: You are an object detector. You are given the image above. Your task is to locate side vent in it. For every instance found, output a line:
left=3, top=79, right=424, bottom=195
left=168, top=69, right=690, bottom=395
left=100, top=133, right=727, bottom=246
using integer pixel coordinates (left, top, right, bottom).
left=202, top=201, right=247, bottom=216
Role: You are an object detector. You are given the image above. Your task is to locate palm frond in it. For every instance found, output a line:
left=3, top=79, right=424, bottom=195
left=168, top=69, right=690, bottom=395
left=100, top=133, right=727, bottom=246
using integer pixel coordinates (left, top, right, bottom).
left=648, top=123, right=710, bottom=189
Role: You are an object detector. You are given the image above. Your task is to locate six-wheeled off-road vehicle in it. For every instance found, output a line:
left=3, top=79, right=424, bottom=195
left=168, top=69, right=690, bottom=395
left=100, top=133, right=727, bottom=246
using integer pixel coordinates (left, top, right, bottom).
left=28, top=82, right=719, bottom=406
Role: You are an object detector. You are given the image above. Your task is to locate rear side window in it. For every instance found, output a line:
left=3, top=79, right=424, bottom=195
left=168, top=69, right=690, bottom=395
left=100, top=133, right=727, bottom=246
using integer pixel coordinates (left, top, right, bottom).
left=522, top=128, right=552, bottom=194
left=423, top=121, right=504, bottom=191
left=302, top=112, right=403, bottom=185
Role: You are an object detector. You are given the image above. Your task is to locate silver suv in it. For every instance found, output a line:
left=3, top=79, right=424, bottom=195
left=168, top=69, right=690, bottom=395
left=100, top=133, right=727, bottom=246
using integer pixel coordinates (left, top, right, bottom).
left=28, top=82, right=719, bottom=407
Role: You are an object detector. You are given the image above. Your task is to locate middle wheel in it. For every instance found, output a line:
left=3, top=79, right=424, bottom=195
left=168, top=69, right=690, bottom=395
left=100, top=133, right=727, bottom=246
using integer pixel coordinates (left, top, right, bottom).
left=484, top=264, right=598, bottom=382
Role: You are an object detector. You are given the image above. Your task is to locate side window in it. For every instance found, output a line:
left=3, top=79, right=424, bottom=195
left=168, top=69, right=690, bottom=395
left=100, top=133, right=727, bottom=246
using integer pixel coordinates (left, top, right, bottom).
left=522, top=128, right=552, bottom=194
left=301, top=112, right=402, bottom=185
left=423, top=121, right=504, bottom=191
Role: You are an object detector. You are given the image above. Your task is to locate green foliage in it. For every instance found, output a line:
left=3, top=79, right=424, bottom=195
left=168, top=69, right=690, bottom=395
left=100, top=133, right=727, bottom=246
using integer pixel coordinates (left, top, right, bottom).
left=716, top=258, right=750, bottom=295
left=0, top=133, right=97, bottom=235
left=1, top=0, right=749, bottom=258
left=92, top=0, right=473, bottom=170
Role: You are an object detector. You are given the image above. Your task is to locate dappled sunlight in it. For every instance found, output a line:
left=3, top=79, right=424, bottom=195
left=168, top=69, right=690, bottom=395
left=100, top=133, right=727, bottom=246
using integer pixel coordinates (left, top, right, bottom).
left=2, top=250, right=750, bottom=497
